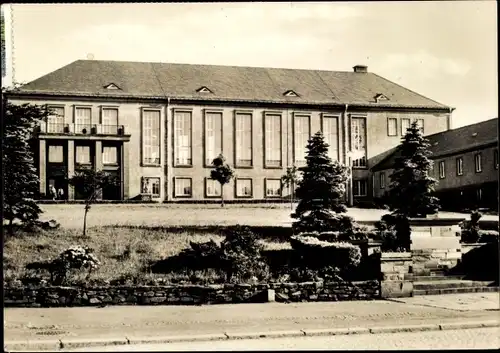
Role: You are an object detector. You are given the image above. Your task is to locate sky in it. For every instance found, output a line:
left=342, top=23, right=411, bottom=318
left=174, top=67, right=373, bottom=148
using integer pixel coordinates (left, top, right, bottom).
left=2, top=1, right=497, bottom=128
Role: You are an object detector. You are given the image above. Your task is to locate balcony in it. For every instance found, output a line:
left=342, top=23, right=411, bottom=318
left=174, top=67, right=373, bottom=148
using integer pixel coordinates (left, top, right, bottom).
left=38, top=123, right=126, bottom=136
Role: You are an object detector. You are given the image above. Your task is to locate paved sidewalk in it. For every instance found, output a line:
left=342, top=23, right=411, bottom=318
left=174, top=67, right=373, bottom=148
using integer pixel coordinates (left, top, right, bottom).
left=4, top=293, right=499, bottom=351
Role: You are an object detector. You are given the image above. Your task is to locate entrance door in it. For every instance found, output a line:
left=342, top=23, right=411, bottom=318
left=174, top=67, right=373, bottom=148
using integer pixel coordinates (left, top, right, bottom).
left=47, top=177, right=67, bottom=200
left=102, top=170, right=121, bottom=200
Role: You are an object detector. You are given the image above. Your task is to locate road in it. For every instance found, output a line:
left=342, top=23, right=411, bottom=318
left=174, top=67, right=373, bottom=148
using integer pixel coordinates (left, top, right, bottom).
left=65, top=328, right=500, bottom=351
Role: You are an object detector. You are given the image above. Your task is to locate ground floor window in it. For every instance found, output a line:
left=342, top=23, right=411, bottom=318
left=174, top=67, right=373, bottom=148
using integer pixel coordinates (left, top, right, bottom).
left=205, top=178, right=221, bottom=197
left=235, top=178, right=252, bottom=198
left=353, top=179, right=367, bottom=197
left=141, top=177, right=160, bottom=198
left=265, top=179, right=281, bottom=198
left=174, top=177, right=192, bottom=197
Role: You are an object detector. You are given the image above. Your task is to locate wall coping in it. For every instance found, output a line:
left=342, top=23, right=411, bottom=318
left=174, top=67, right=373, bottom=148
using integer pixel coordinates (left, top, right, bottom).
left=408, top=218, right=465, bottom=226
left=380, top=252, right=411, bottom=261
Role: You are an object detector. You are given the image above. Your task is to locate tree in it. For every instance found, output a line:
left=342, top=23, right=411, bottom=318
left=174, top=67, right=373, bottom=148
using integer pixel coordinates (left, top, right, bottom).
left=386, top=121, right=440, bottom=218
left=292, top=131, right=350, bottom=233
left=68, top=168, right=117, bottom=236
left=281, top=165, right=300, bottom=210
left=2, top=100, right=47, bottom=235
left=210, top=154, right=234, bottom=207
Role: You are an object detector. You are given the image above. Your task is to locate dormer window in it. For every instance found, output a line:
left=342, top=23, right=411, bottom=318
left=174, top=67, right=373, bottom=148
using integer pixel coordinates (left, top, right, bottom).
left=374, top=93, right=389, bottom=103
left=284, top=90, right=299, bottom=97
left=196, top=86, right=213, bottom=94
left=104, top=83, right=121, bottom=90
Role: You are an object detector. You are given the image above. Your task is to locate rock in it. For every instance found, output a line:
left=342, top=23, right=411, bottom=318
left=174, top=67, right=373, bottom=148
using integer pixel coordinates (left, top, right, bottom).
left=309, top=294, right=318, bottom=300
left=89, top=298, right=101, bottom=304
left=275, top=292, right=289, bottom=302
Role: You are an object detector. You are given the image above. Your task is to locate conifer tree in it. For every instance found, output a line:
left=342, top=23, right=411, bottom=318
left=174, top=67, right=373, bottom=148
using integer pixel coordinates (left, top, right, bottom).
left=292, top=131, right=350, bottom=233
left=386, top=121, right=440, bottom=218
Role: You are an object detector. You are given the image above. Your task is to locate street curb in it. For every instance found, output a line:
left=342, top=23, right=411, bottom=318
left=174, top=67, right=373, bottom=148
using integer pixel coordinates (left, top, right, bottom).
left=5, top=320, right=499, bottom=351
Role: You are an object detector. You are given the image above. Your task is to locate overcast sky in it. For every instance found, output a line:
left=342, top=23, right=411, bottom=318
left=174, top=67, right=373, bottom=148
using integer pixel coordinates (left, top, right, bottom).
left=3, top=1, right=497, bottom=128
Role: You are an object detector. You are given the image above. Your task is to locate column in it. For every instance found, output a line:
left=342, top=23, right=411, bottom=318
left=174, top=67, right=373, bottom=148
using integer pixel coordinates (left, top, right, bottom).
left=39, top=140, right=46, bottom=197
left=122, top=142, right=129, bottom=200
left=67, top=140, right=75, bottom=200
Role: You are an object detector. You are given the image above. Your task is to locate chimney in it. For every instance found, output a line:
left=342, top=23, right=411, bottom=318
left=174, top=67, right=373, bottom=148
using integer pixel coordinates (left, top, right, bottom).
left=353, top=65, right=368, bottom=73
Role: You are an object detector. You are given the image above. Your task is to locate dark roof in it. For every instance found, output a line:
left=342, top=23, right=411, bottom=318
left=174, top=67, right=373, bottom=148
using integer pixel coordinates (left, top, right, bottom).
left=14, top=59, right=450, bottom=109
left=371, top=118, right=499, bottom=171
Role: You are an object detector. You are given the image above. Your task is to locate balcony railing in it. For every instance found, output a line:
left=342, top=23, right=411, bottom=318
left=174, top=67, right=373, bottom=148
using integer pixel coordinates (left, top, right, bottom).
left=39, top=123, right=126, bottom=136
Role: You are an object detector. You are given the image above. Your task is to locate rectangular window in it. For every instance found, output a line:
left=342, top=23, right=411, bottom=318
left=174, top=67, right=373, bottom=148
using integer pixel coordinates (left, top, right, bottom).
left=415, top=118, right=424, bottom=134
left=48, top=145, right=64, bottom=163
left=142, top=177, right=160, bottom=197
left=205, top=178, right=221, bottom=197
left=265, top=179, right=281, bottom=198
left=47, top=106, right=65, bottom=133
left=475, top=153, right=482, bottom=173
left=142, top=109, right=161, bottom=165
left=235, top=112, right=252, bottom=167
left=353, top=180, right=367, bottom=197
left=76, top=146, right=91, bottom=165
left=322, top=115, right=339, bottom=161
left=456, top=157, right=463, bottom=176
left=401, top=118, right=411, bottom=135
left=439, top=161, right=445, bottom=179
left=101, top=108, right=118, bottom=134
left=494, top=149, right=498, bottom=169
left=204, top=111, right=222, bottom=166
left=350, top=117, right=367, bottom=167
left=294, top=114, right=311, bottom=166
left=387, top=118, right=397, bottom=136
left=235, top=178, right=252, bottom=198
left=174, top=177, right=192, bottom=197
left=103, top=146, right=118, bottom=165
left=174, top=110, right=192, bottom=166
left=264, top=114, right=282, bottom=167
left=380, top=172, right=386, bottom=189
left=75, top=107, right=92, bottom=133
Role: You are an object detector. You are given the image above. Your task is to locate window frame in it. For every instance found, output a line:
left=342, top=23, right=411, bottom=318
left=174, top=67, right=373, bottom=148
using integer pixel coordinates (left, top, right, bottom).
left=141, top=177, right=161, bottom=198
left=102, top=145, right=119, bottom=165
left=321, top=114, right=340, bottom=161
left=415, top=118, right=425, bottom=134
left=456, top=157, right=463, bottom=176
left=234, top=110, right=253, bottom=168
left=353, top=179, right=367, bottom=197
left=401, top=118, right=411, bottom=135
left=474, top=153, right=482, bottom=173
left=46, top=105, right=65, bottom=133
left=75, top=145, right=92, bottom=166
left=380, top=172, right=386, bottom=189
left=293, top=113, right=312, bottom=167
left=204, top=177, right=222, bottom=198
left=173, top=177, right=193, bottom=198
left=234, top=178, right=253, bottom=198
left=48, top=144, right=65, bottom=164
left=350, top=115, right=367, bottom=168
left=173, top=108, right=193, bottom=168
left=439, top=161, right=446, bottom=179
left=387, top=117, right=398, bottom=137
left=263, top=112, right=283, bottom=169
left=264, top=178, right=282, bottom=198
left=100, top=106, right=119, bottom=134
left=73, top=105, right=93, bottom=131
left=203, top=109, right=223, bottom=168
left=141, top=108, right=162, bottom=167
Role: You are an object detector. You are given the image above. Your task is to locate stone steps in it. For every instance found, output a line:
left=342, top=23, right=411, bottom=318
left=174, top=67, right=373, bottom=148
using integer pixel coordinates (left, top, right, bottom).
left=412, top=275, right=465, bottom=281
left=413, top=286, right=499, bottom=296
left=414, top=279, right=495, bottom=290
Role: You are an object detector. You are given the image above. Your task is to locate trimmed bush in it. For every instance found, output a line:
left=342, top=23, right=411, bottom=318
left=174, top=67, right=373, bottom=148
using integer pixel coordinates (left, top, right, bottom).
left=478, top=230, right=500, bottom=243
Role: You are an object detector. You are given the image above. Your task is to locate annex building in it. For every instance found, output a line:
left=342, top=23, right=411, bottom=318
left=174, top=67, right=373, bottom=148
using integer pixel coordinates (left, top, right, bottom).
left=6, top=60, right=454, bottom=202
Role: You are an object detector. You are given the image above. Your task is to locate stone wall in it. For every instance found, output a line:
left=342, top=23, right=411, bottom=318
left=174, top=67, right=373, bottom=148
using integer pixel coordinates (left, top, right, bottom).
left=3, top=280, right=380, bottom=308
left=412, top=249, right=462, bottom=276
left=380, top=252, right=413, bottom=298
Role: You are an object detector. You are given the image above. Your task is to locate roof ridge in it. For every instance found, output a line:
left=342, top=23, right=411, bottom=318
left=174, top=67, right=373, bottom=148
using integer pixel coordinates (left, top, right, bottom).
left=424, top=117, right=499, bottom=139
left=370, top=72, right=451, bottom=109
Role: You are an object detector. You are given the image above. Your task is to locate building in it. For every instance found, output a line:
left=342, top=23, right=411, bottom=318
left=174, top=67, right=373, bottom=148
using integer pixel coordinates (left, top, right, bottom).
left=5, top=60, right=454, bottom=202
left=371, top=118, right=499, bottom=211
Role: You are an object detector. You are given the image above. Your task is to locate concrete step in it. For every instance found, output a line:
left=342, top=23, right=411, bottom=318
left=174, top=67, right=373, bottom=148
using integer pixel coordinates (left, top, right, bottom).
left=413, top=286, right=499, bottom=296
left=412, top=275, right=465, bottom=281
left=414, top=280, right=495, bottom=290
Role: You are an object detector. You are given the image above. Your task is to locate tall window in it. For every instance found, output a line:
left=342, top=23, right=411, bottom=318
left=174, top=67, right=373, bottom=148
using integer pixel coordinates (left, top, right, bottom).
left=103, top=146, right=118, bottom=165
left=142, top=110, right=161, bottom=165
left=265, top=179, right=281, bottom=198
left=235, top=178, right=252, bottom=197
left=101, top=108, right=118, bottom=134
left=264, top=114, right=282, bottom=167
left=387, top=118, right=397, bottom=136
left=141, top=177, right=160, bottom=197
left=322, top=115, right=339, bottom=161
left=353, top=180, right=367, bottom=197
left=47, top=106, right=64, bottom=133
left=76, top=146, right=91, bottom=165
left=75, top=107, right=92, bottom=132
left=235, top=112, right=252, bottom=167
left=350, top=117, right=367, bottom=167
left=494, top=149, right=498, bottom=169
left=456, top=157, right=463, bottom=176
left=401, top=118, right=411, bottom=135
left=48, top=145, right=64, bottom=163
left=204, top=111, right=222, bottom=166
left=380, top=172, right=386, bottom=189
left=294, top=114, right=310, bottom=166
left=474, top=153, right=482, bottom=173
left=174, top=110, right=192, bottom=166
left=415, top=118, right=424, bottom=134
left=205, top=178, right=221, bottom=197
left=439, top=161, right=445, bottom=179
left=174, top=177, right=192, bottom=197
